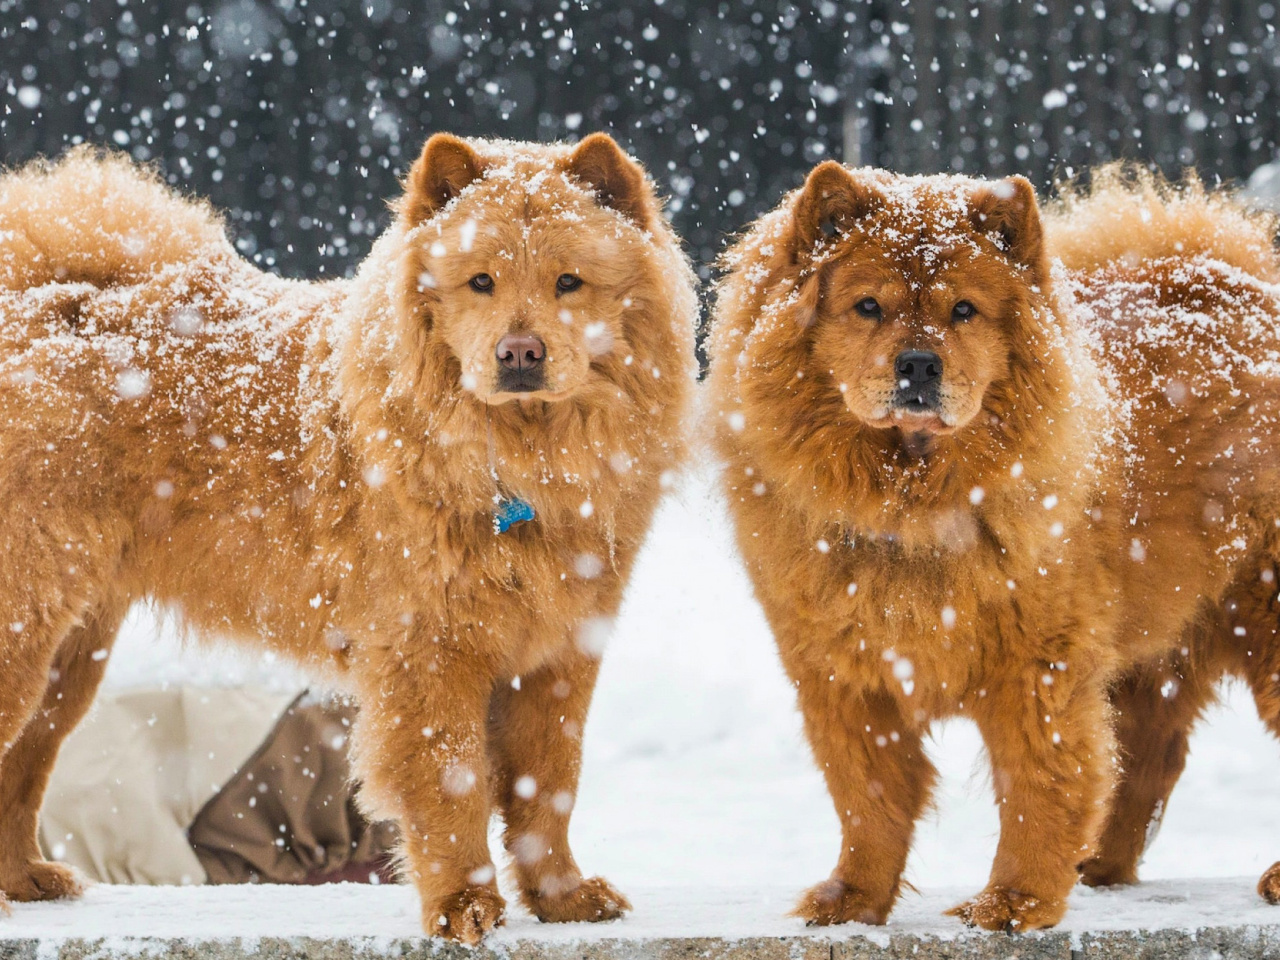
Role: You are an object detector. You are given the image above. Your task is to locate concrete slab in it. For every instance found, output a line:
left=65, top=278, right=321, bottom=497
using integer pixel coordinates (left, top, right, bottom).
left=1, top=878, right=1276, bottom=959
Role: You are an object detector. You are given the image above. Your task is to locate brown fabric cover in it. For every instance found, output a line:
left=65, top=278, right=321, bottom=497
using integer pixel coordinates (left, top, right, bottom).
left=188, top=692, right=398, bottom=885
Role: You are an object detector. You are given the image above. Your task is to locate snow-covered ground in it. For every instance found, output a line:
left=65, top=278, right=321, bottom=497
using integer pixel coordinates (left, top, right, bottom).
left=99, top=469, right=1280, bottom=913
left=5, top=878, right=1277, bottom=942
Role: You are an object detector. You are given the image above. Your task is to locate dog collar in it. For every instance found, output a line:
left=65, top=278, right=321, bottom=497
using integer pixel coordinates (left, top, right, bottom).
left=494, top=496, right=535, bottom=534
left=485, top=408, right=535, bottom=533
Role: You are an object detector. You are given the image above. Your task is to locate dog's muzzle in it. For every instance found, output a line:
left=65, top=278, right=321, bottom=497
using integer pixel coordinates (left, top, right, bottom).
left=892, top=349, right=943, bottom=412
left=495, top=333, right=547, bottom=393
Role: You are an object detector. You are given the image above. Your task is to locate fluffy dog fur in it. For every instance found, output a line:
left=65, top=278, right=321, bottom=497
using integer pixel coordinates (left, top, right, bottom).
left=708, top=161, right=1280, bottom=931
left=0, top=133, right=696, bottom=942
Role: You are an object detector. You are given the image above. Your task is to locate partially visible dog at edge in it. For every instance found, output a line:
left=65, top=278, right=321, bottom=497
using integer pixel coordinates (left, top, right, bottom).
left=0, top=132, right=697, bottom=942
left=708, top=160, right=1280, bottom=931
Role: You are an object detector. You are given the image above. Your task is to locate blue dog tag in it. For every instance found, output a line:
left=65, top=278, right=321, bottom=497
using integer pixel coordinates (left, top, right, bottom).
left=494, top=497, right=535, bottom=533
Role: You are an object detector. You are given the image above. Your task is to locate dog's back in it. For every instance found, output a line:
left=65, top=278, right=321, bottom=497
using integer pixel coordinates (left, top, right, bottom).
left=0, top=151, right=345, bottom=659
left=0, top=149, right=338, bottom=448
left=1042, top=167, right=1280, bottom=677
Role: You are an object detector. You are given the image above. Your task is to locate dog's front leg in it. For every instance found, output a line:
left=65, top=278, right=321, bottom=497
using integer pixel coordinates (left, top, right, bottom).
left=352, top=638, right=503, bottom=944
left=949, top=662, right=1115, bottom=932
left=489, top=648, right=630, bottom=923
left=789, top=663, right=936, bottom=926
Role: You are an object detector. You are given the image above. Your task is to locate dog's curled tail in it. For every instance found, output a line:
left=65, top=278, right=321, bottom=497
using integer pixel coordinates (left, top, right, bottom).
left=1045, top=163, right=1280, bottom=282
left=0, top=146, right=229, bottom=292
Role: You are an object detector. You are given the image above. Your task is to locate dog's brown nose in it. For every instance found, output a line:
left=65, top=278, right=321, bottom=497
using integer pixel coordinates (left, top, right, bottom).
left=496, top=334, right=546, bottom=372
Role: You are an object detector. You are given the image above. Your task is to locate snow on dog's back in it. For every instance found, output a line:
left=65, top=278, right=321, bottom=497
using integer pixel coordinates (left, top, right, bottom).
left=0, top=146, right=231, bottom=291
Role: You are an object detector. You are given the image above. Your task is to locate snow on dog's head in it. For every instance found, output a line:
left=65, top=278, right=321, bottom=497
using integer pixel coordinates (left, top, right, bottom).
left=780, top=164, right=1051, bottom=447
left=397, top=133, right=660, bottom=404
left=708, top=162, right=1100, bottom=545
left=334, top=131, right=696, bottom=518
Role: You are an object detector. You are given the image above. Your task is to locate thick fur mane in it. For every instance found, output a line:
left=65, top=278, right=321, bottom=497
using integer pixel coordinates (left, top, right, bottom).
left=336, top=139, right=697, bottom=537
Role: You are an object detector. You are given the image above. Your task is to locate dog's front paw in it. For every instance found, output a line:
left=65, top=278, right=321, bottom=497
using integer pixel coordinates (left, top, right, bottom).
left=426, top=885, right=506, bottom=945
left=0, top=860, right=86, bottom=903
left=528, top=875, right=630, bottom=923
left=1259, top=862, right=1280, bottom=904
left=792, top=878, right=892, bottom=926
left=947, top=886, right=1065, bottom=932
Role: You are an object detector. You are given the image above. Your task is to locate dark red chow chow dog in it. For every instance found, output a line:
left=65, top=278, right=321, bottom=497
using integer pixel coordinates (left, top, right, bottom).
left=709, top=161, right=1280, bottom=930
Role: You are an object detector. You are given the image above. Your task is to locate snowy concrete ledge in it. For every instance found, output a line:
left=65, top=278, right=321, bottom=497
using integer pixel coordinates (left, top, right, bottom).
left=2, top=880, right=1279, bottom=960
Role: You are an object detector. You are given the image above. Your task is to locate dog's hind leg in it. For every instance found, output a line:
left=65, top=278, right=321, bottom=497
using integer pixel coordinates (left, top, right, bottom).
left=0, top=596, right=127, bottom=904
left=1079, top=654, right=1218, bottom=888
left=0, top=621, right=83, bottom=915
left=1237, top=607, right=1280, bottom=903
left=488, top=649, right=629, bottom=924
left=1161, top=560, right=1280, bottom=905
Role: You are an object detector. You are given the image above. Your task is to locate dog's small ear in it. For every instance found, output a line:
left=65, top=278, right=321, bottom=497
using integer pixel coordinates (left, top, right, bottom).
left=562, top=133, right=653, bottom=229
left=792, top=161, right=880, bottom=262
left=402, top=134, right=484, bottom=225
left=969, top=176, right=1047, bottom=283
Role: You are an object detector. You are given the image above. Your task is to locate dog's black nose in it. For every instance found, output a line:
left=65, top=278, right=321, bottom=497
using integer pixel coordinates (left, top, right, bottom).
left=895, top=350, right=942, bottom=386
left=496, top=334, right=546, bottom=372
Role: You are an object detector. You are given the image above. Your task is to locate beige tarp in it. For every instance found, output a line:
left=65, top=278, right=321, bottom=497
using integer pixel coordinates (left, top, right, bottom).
left=40, top=686, right=299, bottom=885
left=39, top=685, right=397, bottom=886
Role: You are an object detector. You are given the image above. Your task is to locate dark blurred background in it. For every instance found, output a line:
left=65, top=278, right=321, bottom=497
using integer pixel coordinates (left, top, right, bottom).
left=2, top=0, right=1278, bottom=286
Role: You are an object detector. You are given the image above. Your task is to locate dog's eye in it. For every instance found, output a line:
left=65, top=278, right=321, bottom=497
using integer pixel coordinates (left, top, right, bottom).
left=556, top=274, right=583, bottom=294
left=952, top=300, right=976, bottom=322
left=854, top=298, right=882, bottom=320
left=469, top=273, right=494, bottom=293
